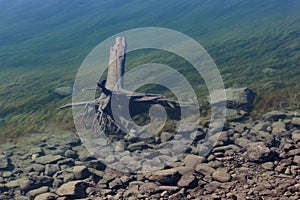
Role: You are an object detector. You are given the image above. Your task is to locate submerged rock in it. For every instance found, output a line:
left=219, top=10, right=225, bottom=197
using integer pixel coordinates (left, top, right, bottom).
left=208, top=87, right=256, bottom=110
left=53, top=86, right=72, bottom=97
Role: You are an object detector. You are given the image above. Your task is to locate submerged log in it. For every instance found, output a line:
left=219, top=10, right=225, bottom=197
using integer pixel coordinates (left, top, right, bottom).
left=61, top=37, right=196, bottom=131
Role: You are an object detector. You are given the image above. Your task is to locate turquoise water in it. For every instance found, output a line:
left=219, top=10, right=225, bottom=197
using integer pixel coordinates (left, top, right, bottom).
left=0, top=0, right=299, bottom=138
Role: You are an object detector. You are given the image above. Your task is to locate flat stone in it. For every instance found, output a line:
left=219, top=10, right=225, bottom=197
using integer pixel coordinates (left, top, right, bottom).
left=253, top=122, right=270, bottom=132
left=212, top=170, right=231, bottom=183
left=56, top=181, right=88, bottom=198
left=158, top=185, right=179, bottom=192
left=195, top=163, right=215, bottom=176
left=235, top=138, right=252, bottom=148
left=287, top=149, right=300, bottom=157
left=73, top=166, right=90, bottom=180
left=88, top=168, right=104, bottom=178
left=177, top=173, right=197, bottom=188
left=34, top=192, right=58, bottom=200
left=263, top=111, right=287, bottom=121
left=54, top=170, right=75, bottom=183
left=27, top=186, right=49, bottom=198
left=45, top=164, right=60, bottom=176
left=64, top=150, right=78, bottom=159
left=261, top=162, right=275, bottom=170
left=247, top=142, right=272, bottom=162
left=150, top=168, right=181, bottom=185
left=35, top=155, right=63, bottom=164
left=127, top=141, right=150, bottom=151
left=5, top=178, right=29, bottom=188
left=33, top=164, right=45, bottom=173
left=174, top=166, right=194, bottom=175
left=183, top=154, right=206, bottom=168
left=139, top=182, right=160, bottom=194
left=108, top=178, right=123, bottom=190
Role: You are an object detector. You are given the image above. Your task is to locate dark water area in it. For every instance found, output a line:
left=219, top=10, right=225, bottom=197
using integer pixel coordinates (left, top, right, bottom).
left=0, top=0, right=300, bottom=199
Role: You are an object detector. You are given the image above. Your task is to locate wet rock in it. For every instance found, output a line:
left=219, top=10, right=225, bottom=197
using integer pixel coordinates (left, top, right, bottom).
left=195, top=163, right=215, bottom=176
left=35, top=155, right=64, bottom=164
left=292, top=133, right=300, bottom=143
left=226, top=109, right=248, bottom=121
left=234, top=137, right=251, bottom=148
left=255, top=131, right=274, bottom=146
left=263, top=110, right=287, bottom=121
left=54, top=170, right=75, bottom=183
left=291, top=118, right=300, bottom=126
left=261, top=162, right=275, bottom=170
left=20, top=179, right=36, bottom=192
left=139, top=182, right=160, bottom=194
left=53, top=86, right=73, bottom=97
left=127, top=141, right=150, bottom=151
left=183, top=154, right=206, bottom=168
left=272, top=121, right=286, bottom=129
left=0, top=155, right=9, bottom=170
left=27, top=186, right=49, bottom=198
left=208, top=87, right=256, bottom=110
left=56, top=181, right=89, bottom=198
left=212, top=170, right=231, bottom=183
left=174, top=166, right=194, bottom=175
left=253, top=122, right=270, bottom=132
left=149, top=168, right=181, bottom=185
left=33, top=164, right=45, bottom=173
left=177, top=173, right=197, bottom=188
left=160, top=132, right=174, bottom=143
left=108, top=178, right=123, bottom=190
left=34, top=192, right=58, bottom=200
left=45, top=164, right=60, bottom=176
left=73, top=166, right=90, bottom=180
left=293, top=156, right=300, bottom=165
left=247, top=142, right=272, bottom=162
left=5, top=178, right=29, bottom=189
left=64, top=150, right=78, bottom=159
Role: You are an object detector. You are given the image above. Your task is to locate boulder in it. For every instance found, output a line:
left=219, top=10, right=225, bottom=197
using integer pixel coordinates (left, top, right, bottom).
left=56, top=181, right=88, bottom=198
left=73, top=166, right=90, bottom=180
left=208, top=87, right=256, bottom=110
left=247, top=142, right=272, bottom=162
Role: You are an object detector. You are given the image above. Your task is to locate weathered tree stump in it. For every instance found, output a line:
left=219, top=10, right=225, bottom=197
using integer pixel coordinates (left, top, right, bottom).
left=61, top=37, right=195, bottom=132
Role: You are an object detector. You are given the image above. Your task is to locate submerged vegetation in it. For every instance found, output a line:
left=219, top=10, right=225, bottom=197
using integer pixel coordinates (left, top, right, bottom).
left=0, top=0, right=299, bottom=141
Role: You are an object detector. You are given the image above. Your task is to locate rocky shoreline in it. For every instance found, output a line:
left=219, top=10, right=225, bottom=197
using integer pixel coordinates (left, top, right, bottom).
left=0, top=110, right=300, bottom=200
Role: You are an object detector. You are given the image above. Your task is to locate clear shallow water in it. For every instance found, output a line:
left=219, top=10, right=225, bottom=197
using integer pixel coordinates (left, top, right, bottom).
left=0, top=1, right=300, bottom=198
left=0, top=0, right=300, bottom=139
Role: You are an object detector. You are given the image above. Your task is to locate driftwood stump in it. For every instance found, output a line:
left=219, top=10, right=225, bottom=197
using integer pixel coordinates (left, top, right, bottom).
left=61, top=37, right=195, bottom=132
